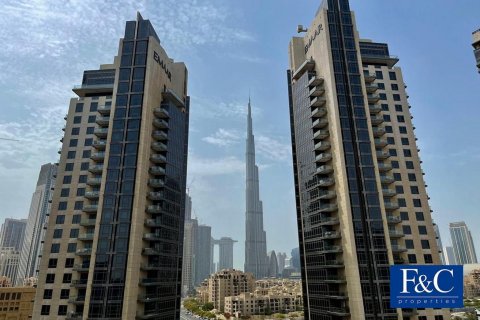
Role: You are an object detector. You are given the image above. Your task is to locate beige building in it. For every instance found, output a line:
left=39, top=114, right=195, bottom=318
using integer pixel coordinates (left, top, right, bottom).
left=288, top=0, right=448, bottom=319
left=464, top=267, right=480, bottom=298
left=0, top=287, right=35, bottom=320
left=473, top=29, right=480, bottom=73
left=33, top=13, right=190, bottom=319
left=197, top=269, right=255, bottom=312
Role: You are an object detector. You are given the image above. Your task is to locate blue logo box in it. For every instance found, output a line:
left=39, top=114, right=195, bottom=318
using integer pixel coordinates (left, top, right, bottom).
left=390, top=265, right=463, bottom=308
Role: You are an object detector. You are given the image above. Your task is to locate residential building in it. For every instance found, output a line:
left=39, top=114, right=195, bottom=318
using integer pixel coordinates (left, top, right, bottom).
left=290, top=247, right=300, bottom=271
left=17, top=163, right=56, bottom=286
left=33, top=13, right=190, bottom=319
left=433, top=222, right=445, bottom=265
left=0, top=248, right=21, bottom=286
left=244, top=99, right=269, bottom=279
left=0, top=286, right=36, bottom=319
left=195, top=225, right=212, bottom=285
left=213, top=237, right=237, bottom=270
left=287, top=0, right=447, bottom=318
left=450, top=221, right=478, bottom=264
left=197, top=269, right=255, bottom=312
left=182, top=218, right=198, bottom=295
left=444, top=246, right=457, bottom=265
left=473, top=29, right=480, bottom=73
left=464, top=267, right=480, bottom=298
left=0, top=219, right=27, bottom=252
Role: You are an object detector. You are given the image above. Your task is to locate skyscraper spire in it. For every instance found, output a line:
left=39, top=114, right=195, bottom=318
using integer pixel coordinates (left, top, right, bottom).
left=244, top=98, right=268, bottom=279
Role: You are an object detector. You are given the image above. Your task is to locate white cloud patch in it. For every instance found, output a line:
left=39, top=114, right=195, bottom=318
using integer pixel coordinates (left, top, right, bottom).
left=188, top=152, right=244, bottom=177
left=256, top=135, right=292, bottom=162
left=202, top=128, right=241, bottom=147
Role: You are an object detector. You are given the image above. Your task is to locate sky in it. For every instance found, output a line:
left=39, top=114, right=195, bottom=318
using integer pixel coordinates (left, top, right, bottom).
left=0, top=0, right=479, bottom=270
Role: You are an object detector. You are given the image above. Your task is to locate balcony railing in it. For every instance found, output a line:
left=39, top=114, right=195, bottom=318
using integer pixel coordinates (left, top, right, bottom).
left=309, top=85, right=325, bottom=97
left=149, top=166, right=165, bottom=176
left=315, top=141, right=330, bottom=151
left=369, top=104, right=382, bottom=114
left=82, top=205, right=98, bottom=213
left=86, top=178, right=102, bottom=186
left=84, top=191, right=99, bottom=199
left=78, top=233, right=94, bottom=241
left=93, top=128, right=108, bottom=137
left=363, top=73, right=376, bottom=83
left=88, top=165, right=104, bottom=173
left=374, top=138, right=387, bottom=148
left=380, top=175, right=394, bottom=185
left=75, top=248, right=92, bottom=256
left=148, top=179, right=165, bottom=188
left=372, top=127, right=385, bottom=137
left=315, top=153, right=332, bottom=163
left=153, top=118, right=169, bottom=129
left=377, top=163, right=392, bottom=172
left=151, top=141, right=167, bottom=152
left=376, top=151, right=390, bottom=160
left=384, top=202, right=400, bottom=210
left=154, top=106, right=169, bottom=118
left=310, top=96, right=326, bottom=107
left=95, top=116, right=110, bottom=126
left=316, top=165, right=333, bottom=175
left=367, top=94, right=380, bottom=103
left=90, top=152, right=105, bottom=161
left=92, top=140, right=106, bottom=150
left=97, top=105, right=111, bottom=114
left=370, top=115, right=384, bottom=125
left=148, top=192, right=164, bottom=201
left=150, top=154, right=167, bottom=163
left=313, top=129, right=329, bottom=140
left=308, top=75, right=324, bottom=86
left=152, top=131, right=168, bottom=141
left=382, top=189, right=396, bottom=197
left=311, top=107, right=327, bottom=118
left=80, top=219, right=96, bottom=226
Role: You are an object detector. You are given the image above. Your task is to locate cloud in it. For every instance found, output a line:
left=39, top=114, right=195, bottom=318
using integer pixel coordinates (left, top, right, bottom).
left=202, top=128, right=241, bottom=147
left=228, top=53, right=267, bottom=64
left=255, top=135, right=292, bottom=162
left=188, top=152, right=244, bottom=177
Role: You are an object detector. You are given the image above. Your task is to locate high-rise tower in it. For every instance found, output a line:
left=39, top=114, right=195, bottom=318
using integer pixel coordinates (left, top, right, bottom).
left=244, top=99, right=268, bottom=280
left=473, top=29, right=480, bottom=73
left=449, top=221, right=478, bottom=264
left=17, top=163, right=56, bottom=286
left=214, top=237, right=237, bottom=270
left=34, top=13, right=190, bottom=319
left=288, top=0, right=448, bottom=319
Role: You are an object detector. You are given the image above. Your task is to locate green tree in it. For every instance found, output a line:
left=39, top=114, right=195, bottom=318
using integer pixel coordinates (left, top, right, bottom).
left=203, top=302, right=215, bottom=311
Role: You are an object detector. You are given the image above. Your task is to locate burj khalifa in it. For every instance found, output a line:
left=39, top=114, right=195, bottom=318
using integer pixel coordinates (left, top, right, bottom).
left=244, top=98, right=268, bottom=279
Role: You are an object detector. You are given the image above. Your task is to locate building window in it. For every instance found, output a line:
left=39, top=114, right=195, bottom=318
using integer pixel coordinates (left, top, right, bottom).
left=83, top=150, right=91, bottom=158
left=421, top=240, right=430, bottom=249
left=67, top=151, right=76, bottom=159
left=85, top=138, right=93, bottom=146
left=43, top=289, right=53, bottom=299
left=401, top=138, right=409, bottom=145
left=58, top=202, right=67, bottom=210
left=405, top=161, right=414, bottom=169
left=386, top=137, right=395, bottom=144
left=60, top=188, right=69, bottom=197
left=400, top=212, right=409, bottom=220
left=413, top=199, right=422, bottom=207
left=395, top=104, right=402, bottom=112
left=377, top=83, right=385, bottom=89
left=403, top=225, right=412, bottom=234
left=48, top=259, right=57, bottom=268
left=73, top=116, right=82, bottom=124
left=71, top=127, right=80, bottom=135
left=395, top=185, right=404, bottom=194
left=65, top=258, right=75, bottom=268
left=393, top=94, right=401, bottom=101
left=408, top=254, right=417, bottom=263
left=87, top=127, right=95, bottom=134
left=69, top=139, right=78, bottom=147
left=381, top=104, right=389, bottom=111
left=389, top=149, right=397, bottom=156
left=63, top=273, right=72, bottom=284
left=403, top=149, right=412, bottom=157
left=424, top=254, right=433, bottom=264
left=88, top=115, right=96, bottom=123
left=398, top=198, right=406, bottom=207
left=70, top=229, right=79, bottom=238
left=383, top=114, right=391, bottom=122
left=53, top=229, right=63, bottom=239
left=405, top=240, right=414, bottom=249
left=434, top=316, right=444, bottom=320
left=75, top=103, right=84, bottom=112
left=375, top=71, right=383, bottom=79
left=72, top=215, right=81, bottom=224
left=63, top=176, right=72, bottom=184
left=379, top=93, right=387, bottom=100
left=41, top=305, right=51, bottom=315
left=74, top=200, right=84, bottom=209
left=79, top=175, right=87, bottom=183
left=90, top=103, right=98, bottom=112
left=389, top=72, right=397, bottom=80
left=418, top=226, right=427, bottom=235
left=58, top=305, right=68, bottom=316
left=46, top=274, right=55, bottom=284
left=391, top=84, right=399, bottom=91
left=397, top=115, right=405, bottom=122
left=51, top=243, right=60, bottom=253
left=391, top=160, right=399, bottom=168
left=65, top=163, right=74, bottom=172
left=80, top=162, right=89, bottom=170
left=55, top=215, right=65, bottom=224
left=67, top=243, right=77, bottom=253
left=60, top=289, right=70, bottom=299
left=399, top=126, right=407, bottom=134
left=393, top=173, right=402, bottom=181
left=411, top=186, right=419, bottom=194
left=408, top=173, right=416, bottom=181
left=385, top=126, right=393, bottom=133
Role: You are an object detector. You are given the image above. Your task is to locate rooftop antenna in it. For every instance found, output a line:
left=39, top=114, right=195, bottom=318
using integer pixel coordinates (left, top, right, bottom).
left=297, top=25, right=308, bottom=33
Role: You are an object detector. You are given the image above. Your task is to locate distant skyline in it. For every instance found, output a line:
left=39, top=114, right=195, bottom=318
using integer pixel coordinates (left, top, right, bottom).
left=0, top=0, right=479, bottom=269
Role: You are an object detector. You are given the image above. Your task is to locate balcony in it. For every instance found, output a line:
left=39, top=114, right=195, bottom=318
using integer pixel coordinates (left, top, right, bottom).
left=93, top=128, right=108, bottom=138
left=78, top=233, right=94, bottom=241
left=142, top=247, right=162, bottom=256
left=367, top=94, right=380, bottom=103
left=312, top=190, right=336, bottom=201
left=374, top=138, right=387, bottom=148
left=82, top=205, right=98, bottom=213
left=72, top=83, right=114, bottom=97
left=369, top=104, right=382, bottom=114
left=315, top=153, right=332, bottom=163
left=95, top=116, right=110, bottom=127
left=309, top=85, right=325, bottom=97
left=361, top=54, right=399, bottom=68
left=314, top=178, right=335, bottom=188
left=308, top=74, right=324, bottom=86
left=88, top=165, right=103, bottom=173
left=313, top=129, right=329, bottom=140
left=73, top=263, right=90, bottom=271
left=311, top=107, right=327, bottom=118
left=150, top=154, right=167, bottom=164
left=146, top=205, right=163, bottom=214
left=70, top=279, right=88, bottom=287
left=315, top=141, right=330, bottom=151
left=380, top=175, right=394, bottom=185
left=149, top=166, right=165, bottom=176
left=363, top=73, right=376, bottom=83
left=376, top=151, right=390, bottom=160
left=292, top=59, right=315, bottom=80
left=387, top=215, right=402, bottom=224
left=152, top=130, right=168, bottom=141
left=145, top=219, right=161, bottom=228
left=147, top=192, right=164, bottom=201
left=321, top=231, right=341, bottom=239
left=80, top=219, right=97, bottom=227
left=84, top=191, right=99, bottom=199
left=327, top=307, right=350, bottom=317
left=86, top=178, right=102, bottom=186
left=92, top=140, right=106, bottom=150
left=312, top=118, right=328, bottom=129
left=75, top=248, right=92, bottom=256
left=97, top=105, right=111, bottom=114
left=366, top=83, right=379, bottom=93
left=389, top=230, right=404, bottom=239
left=391, top=245, right=407, bottom=253
left=316, top=165, right=333, bottom=175
left=322, top=260, right=344, bottom=268
left=68, top=296, right=86, bottom=304
left=310, top=96, right=326, bottom=107
left=154, top=106, right=169, bottom=118
left=162, top=89, right=185, bottom=107
left=370, top=115, right=384, bottom=125
left=148, top=179, right=165, bottom=188
left=319, top=204, right=338, bottom=213
left=143, top=233, right=162, bottom=241
left=384, top=202, right=400, bottom=210
left=377, top=162, right=392, bottom=172
left=153, top=118, right=169, bottom=129
left=151, top=141, right=167, bottom=152
left=372, top=127, right=385, bottom=137
left=90, top=152, right=105, bottom=161
left=318, top=217, right=340, bottom=226
left=382, top=189, right=396, bottom=197
left=320, top=245, right=342, bottom=253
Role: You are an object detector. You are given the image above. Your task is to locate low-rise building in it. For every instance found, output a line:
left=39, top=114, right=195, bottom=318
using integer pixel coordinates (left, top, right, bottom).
left=464, top=268, right=480, bottom=298
left=0, top=287, right=35, bottom=319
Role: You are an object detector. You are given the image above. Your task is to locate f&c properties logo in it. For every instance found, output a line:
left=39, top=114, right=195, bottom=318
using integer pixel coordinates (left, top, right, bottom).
left=390, top=265, right=464, bottom=308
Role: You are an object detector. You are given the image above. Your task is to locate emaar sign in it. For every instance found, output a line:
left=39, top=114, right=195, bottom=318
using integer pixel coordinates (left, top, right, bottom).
left=390, top=265, right=463, bottom=308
